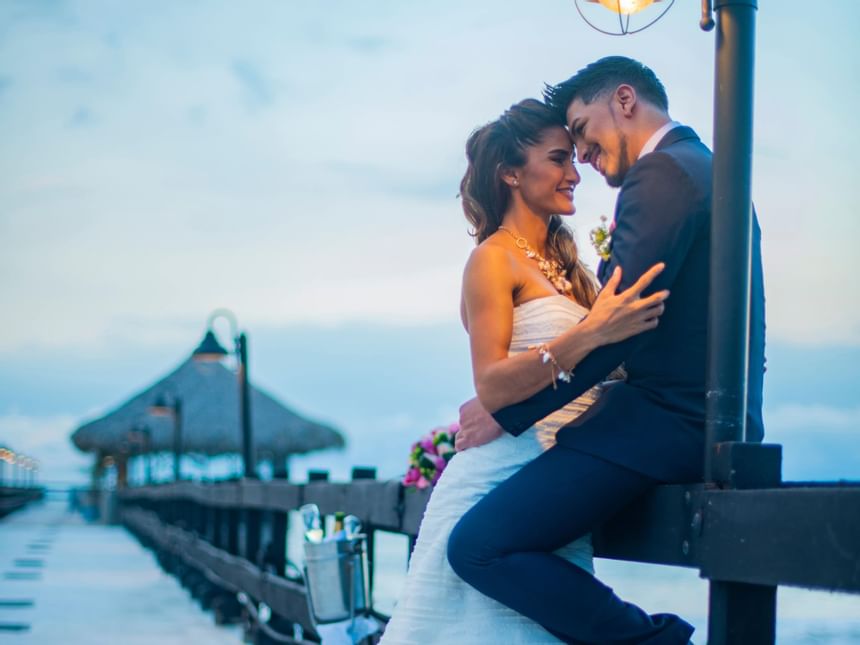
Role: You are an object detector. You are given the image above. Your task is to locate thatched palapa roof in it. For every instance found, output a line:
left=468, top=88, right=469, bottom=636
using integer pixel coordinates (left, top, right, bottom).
left=71, top=335, right=344, bottom=459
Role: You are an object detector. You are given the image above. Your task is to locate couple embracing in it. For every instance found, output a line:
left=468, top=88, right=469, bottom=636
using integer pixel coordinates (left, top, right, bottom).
left=381, top=56, right=765, bottom=644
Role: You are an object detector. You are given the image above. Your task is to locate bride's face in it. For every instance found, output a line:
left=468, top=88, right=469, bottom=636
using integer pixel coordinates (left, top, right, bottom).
left=512, top=126, right=580, bottom=217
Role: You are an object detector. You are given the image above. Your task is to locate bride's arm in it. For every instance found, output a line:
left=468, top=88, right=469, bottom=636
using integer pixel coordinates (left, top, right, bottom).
left=464, top=246, right=668, bottom=413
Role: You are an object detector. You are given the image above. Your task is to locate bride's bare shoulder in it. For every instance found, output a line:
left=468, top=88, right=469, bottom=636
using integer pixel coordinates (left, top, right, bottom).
left=463, top=235, right=516, bottom=280
left=460, top=236, right=518, bottom=330
left=461, top=235, right=519, bottom=306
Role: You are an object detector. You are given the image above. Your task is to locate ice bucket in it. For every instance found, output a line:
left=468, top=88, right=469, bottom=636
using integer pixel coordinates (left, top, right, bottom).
left=303, top=537, right=368, bottom=625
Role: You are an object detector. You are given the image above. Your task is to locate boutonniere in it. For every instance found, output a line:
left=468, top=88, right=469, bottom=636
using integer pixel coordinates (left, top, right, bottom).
left=589, top=215, right=614, bottom=262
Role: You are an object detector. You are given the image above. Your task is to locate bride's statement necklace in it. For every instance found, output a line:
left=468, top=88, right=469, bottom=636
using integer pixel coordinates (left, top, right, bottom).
left=498, top=226, right=574, bottom=297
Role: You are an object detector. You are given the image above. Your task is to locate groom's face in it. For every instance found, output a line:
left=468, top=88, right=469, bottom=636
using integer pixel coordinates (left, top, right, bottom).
left=566, top=96, right=632, bottom=188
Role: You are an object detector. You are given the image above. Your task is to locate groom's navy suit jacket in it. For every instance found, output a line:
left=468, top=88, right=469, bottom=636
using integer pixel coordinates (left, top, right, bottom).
left=492, top=126, right=766, bottom=482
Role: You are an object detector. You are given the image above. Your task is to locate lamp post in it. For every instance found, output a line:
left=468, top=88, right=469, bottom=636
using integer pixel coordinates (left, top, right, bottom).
left=128, top=425, right=152, bottom=486
left=703, top=0, right=756, bottom=467
left=0, top=449, right=9, bottom=486
left=30, top=459, right=39, bottom=488
left=193, top=308, right=256, bottom=480
left=150, top=393, right=183, bottom=481
left=15, top=455, right=25, bottom=487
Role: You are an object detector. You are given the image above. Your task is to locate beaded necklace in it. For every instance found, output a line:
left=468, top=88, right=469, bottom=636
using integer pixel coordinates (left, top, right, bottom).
left=498, top=226, right=574, bottom=297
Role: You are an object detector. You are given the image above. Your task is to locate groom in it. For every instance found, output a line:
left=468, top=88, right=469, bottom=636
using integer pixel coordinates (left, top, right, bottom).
left=448, top=57, right=765, bottom=643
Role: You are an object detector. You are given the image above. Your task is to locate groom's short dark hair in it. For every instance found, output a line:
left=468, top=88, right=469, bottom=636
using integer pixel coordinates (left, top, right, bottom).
left=544, top=56, right=669, bottom=119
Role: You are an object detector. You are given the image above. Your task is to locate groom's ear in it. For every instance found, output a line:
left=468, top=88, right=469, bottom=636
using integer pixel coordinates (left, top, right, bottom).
left=614, top=84, right=637, bottom=118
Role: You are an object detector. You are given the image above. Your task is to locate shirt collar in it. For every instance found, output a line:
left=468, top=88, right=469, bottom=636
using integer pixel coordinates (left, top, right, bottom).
left=638, top=120, right=681, bottom=160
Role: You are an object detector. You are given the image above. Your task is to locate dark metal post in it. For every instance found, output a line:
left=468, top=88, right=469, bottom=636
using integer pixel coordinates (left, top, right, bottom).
left=704, top=2, right=776, bottom=643
left=705, top=0, right=757, bottom=479
left=237, top=333, right=256, bottom=479
left=143, top=429, right=153, bottom=486
left=270, top=460, right=289, bottom=576
left=172, top=400, right=183, bottom=481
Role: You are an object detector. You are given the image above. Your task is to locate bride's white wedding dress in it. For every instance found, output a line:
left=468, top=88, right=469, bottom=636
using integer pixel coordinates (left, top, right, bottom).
left=381, top=295, right=610, bottom=645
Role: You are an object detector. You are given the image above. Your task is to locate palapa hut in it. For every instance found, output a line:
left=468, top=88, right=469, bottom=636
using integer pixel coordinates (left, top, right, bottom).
left=71, top=330, right=344, bottom=486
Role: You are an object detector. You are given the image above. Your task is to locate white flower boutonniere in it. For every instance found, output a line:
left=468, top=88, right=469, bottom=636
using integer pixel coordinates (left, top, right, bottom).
left=589, top=215, right=614, bottom=262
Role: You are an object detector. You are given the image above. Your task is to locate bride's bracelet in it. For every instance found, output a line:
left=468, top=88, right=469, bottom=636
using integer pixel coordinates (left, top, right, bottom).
left=528, top=343, right=574, bottom=389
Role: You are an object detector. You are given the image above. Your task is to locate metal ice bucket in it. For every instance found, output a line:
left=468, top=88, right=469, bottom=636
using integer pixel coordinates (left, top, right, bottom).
left=302, top=537, right=368, bottom=625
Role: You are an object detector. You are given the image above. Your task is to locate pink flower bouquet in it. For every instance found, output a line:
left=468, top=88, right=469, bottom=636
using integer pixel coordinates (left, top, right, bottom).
left=402, top=423, right=460, bottom=490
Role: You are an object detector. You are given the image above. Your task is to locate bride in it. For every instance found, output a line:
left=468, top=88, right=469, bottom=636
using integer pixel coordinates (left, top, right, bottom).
left=379, top=99, right=667, bottom=644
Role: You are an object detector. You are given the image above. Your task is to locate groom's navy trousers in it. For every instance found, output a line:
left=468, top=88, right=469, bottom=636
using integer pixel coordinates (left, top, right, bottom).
left=448, top=126, right=766, bottom=644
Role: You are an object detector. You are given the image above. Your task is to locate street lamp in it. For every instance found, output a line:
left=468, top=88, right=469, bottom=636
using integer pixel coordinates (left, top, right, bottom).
left=576, top=0, right=674, bottom=35
left=150, top=392, right=183, bottom=482
left=192, top=308, right=256, bottom=480
left=588, top=0, right=657, bottom=13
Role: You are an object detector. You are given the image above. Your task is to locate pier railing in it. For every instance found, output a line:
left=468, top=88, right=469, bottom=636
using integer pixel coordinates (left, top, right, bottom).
left=120, top=462, right=860, bottom=644
left=0, top=486, right=44, bottom=520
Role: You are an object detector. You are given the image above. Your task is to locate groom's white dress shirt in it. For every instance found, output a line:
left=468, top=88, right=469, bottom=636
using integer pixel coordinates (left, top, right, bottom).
left=638, top=120, right=681, bottom=160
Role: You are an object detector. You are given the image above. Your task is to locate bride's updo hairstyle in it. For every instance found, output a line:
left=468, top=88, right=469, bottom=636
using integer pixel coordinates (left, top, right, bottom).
left=460, top=98, right=598, bottom=307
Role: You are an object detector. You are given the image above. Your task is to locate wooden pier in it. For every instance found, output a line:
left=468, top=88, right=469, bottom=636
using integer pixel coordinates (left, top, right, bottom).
left=119, top=459, right=860, bottom=644
left=0, top=487, right=43, bottom=520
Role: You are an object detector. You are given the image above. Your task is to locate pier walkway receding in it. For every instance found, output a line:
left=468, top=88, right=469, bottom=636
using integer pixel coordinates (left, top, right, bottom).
left=0, top=497, right=241, bottom=644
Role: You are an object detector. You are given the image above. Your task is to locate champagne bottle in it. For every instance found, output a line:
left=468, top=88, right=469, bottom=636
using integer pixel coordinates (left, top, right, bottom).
left=333, top=511, right=346, bottom=535
left=299, top=503, right=324, bottom=543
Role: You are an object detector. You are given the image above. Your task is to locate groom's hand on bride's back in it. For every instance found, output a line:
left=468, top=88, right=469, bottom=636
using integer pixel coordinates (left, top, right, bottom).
left=456, top=397, right=504, bottom=451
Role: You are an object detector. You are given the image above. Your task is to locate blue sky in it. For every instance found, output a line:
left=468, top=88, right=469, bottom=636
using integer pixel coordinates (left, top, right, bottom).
left=0, top=0, right=858, bottom=484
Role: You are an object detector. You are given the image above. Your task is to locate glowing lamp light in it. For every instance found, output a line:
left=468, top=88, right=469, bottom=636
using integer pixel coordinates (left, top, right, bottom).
left=576, top=0, right=672, bottom=35
left=192, top=329, right=229, bottom=363
left=149, top=394, right=176, bottom=417
left=587, top=0, right=659, bottom=15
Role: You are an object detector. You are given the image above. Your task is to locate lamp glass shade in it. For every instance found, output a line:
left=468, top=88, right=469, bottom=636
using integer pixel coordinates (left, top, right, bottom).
left=192, top=330, right=229, bottom=362
left=587, top=0, right=657, bottom=15
left=149, top=394, right=174, bottom=417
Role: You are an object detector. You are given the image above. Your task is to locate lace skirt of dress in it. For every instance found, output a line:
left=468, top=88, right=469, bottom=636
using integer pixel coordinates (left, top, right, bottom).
left=379, top=386, right=603, bottom=645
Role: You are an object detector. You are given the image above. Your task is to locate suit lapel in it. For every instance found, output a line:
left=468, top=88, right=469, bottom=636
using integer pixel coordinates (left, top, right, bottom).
left=596, top=126, right=700, bottom=286
left=653, top=125, right=699, bottom=152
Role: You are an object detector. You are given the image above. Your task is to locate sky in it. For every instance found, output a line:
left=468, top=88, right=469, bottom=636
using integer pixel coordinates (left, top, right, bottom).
left=0, top=0, right=858, bottom=485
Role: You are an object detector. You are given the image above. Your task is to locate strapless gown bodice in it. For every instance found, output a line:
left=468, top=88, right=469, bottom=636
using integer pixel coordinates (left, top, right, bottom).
left=380, top=295, right=606, bottom=644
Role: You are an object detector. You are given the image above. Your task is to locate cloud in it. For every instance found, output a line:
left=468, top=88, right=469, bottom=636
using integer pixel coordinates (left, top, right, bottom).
left=67, top=106, right=97, bottom=127
left=231, top=59, right=276, bottom=108
left=55, top=67, right=93, bottom=84
left=348, top=36, right=391, bottom=54
left=0, top=0, right=857, bottom=356
left=764, top=403, right=860, bottom=481
left=765, top=404, right=860, bottom=435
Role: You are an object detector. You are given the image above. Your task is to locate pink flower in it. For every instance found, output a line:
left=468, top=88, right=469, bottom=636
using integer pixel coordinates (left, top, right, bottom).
left=416, top=475, right=431, bottom=490
left=402, top=467, right=421, bottom=486
left=419, top=437, right=436, bottom=453
left=448, top=422, right=460, bottom=434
